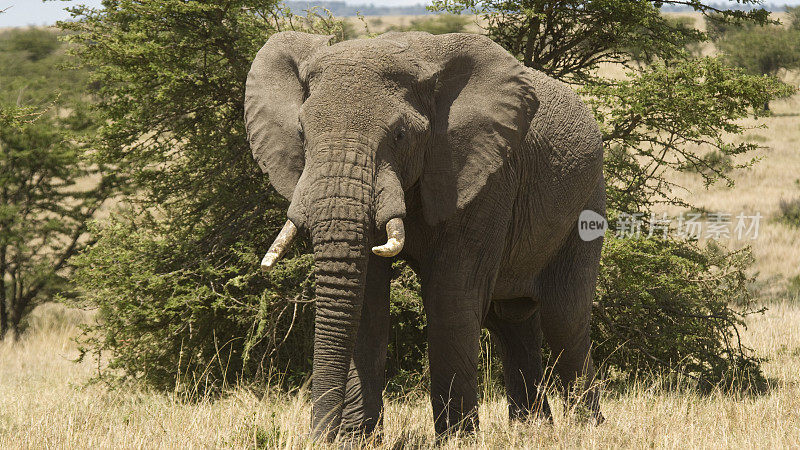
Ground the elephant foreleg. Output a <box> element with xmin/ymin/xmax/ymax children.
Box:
<box><xmin>418</xmin><ymin>185</ymin><xmax>514</xmax><ymax>437</ymax></box>
<box><xmin>424</xmin><ymin>293</ymin><xmax>482</xmax><ymax>438</ymax></box>
<box><xmin>422</xmin><ymin>261</ymin><xmax>497</xmax><ymax>437</ymax></box>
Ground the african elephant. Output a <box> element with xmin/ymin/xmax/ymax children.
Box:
<box><xmin>244</xmin><ymin>31</ymin><xmax>605</xmax><ymax>440</ymax></box>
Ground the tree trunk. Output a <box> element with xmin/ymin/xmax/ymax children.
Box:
<box><xmin>9</xmin><ymin>306</ymin><xmax>21</xmax><ymax>341</ymax></box>
<box><xmin>0</xmin><ymin>290</ymin><xmax>7</xmax><ymax>341</ymax></box>
<box><xmin>0</xmin><ymin>246</ymin><xmax>6</xmax><ymax>340</ymax></box>
<box><xmin>7</xmin><ymin>274</ymin><xmax>26</xmax><ymax>342</ymax></box>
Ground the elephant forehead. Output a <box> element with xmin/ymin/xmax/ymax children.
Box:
<box><xmin>302</xmin><ymin>66</ymin><xmax>411</xmax><ymax>115</ymax></box>
<box><xmin>303</xmin><ymin>40</ymin><xmax>425</xmax><ymax>81</ymax></box>
<box><xmin>301</xmin><ymin>90</ymin><xmax>402</xmax><ymax>132</ymax></box>
<box><xmin>314</xmin><ymin>37</ymin><xmax>409</xmax><ymax>59</ymax></box>
<box><xmin>305</xmin><ymin>62</ymin><xmax>427</xmax><ymax>108</ymax></box>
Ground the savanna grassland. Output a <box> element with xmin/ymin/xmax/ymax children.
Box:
<box><xmin>1</xmin><ymin>300</ymin><xmax>799</xmax><ymax>448</ymax></box>
<box><xmin>3</xmin><ymin>12</ymin><xmax>800</xmax><ymax>449</ymax></box>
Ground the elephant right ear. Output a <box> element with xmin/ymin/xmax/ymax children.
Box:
<box><xmin>378</xmin><ymin>33</ymin><xmax>539</xmax><ymax>226</ymax></box>
<box><xmin>244</xmin><ymin>32</ymin><xmax>333</xmax><ymax>200</ymax></box>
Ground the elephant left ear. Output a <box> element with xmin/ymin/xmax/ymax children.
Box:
<box><xmin>386</xmin><ymin>33</ymin><xmax>539</xmax><ymax>225</ymax></box>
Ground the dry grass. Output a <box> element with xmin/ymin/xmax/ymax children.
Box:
<box><xmin>1</xmin><ymin>301</ymin><xmax>799</xmax><ymax>448</ymax></box>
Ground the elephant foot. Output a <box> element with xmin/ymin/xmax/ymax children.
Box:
<box><xmin>337</xmin><ymin>430</ymin><xmax>382</xmax><ymax>449</ymax></box>
<box><xmin>509</xmin><ymin>398</ymin><xmax>553</xmax><ymax>424</ymax></box>
<box><xmin>338</xmin><ymin>418</ymin><xmax>382</xmax><ymax>445</ymax></box>
<box><xmin>433</xmin><ymin>410</ymin><xmax>479</xmax><ymax>444</ymax></box>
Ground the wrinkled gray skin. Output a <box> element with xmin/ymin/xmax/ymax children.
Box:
<box><xmin>245</xmin><ymin>31</ymin><xmax>605</xmax><ymax>440</ymax></box>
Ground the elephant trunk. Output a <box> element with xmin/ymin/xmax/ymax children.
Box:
<box><xmin>309</xmin><ymin>218</ymin><xmax>368</xmax><ymax>440</ymax></box>
<box><xmin>268</xmin><ymin>134</ymin><xmax>405</xmax><ymax>440</ymax></box>
<box><xmin>302</xmin><ymin>138</ymin><xmax>375</xmax><ymax>440</ymax></box>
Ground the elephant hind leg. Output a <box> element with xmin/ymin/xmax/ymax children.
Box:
<box><xmin>538</xmin><ymin>221</ymin><xmax>604</xmax><ymax>424</ymax></box>
<box><xmin>485</xmin><ymin>303</ymin><xmax>552</xmax><ymax>422</ymax></box>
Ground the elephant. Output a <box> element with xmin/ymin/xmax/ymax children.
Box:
<box><xmin>244</xmin><ymin>30</ymin><xmax>606</xmax><ymax>441</ymax></box>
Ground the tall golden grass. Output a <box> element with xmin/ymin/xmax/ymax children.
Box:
<box><xmin>1</xmin><ymin>300</ymin><xmax>798</xmax><ymax>448</ymax></box>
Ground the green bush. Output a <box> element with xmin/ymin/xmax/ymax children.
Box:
<box><xmin>709</xmin><ymin>19</ymin><xmax>800</xmax><ymax>110</ymax></box>
<box><xmin>2</xmin><ymin>28</ymin><xmax>60</xmax><ymax>61</ymax></box>
<box><xmin>777</xmin><ymin>197</ymin><xmax>800</xmax><ymax>227</ymax></box>
<box><xmin>386</xmin><ymin>262</ymin><xmax>428</xmax><ymax>394</ymax></box>
<box><xmin>72</xmin><ymin>214</ymin><xmax>317</xmax><ymax>391</ymax></box>
<box><xmin>787</xmin><ymin>275</ymin><xmax>800</xmax><ymax>300</ymax></box>
<box><xmin>0</xmin><ymin>28</ymin><xmax>90</xmax><ymax>108</ymax></box>
<box><xmin>593</xmin><ymin>237</ymin><xmax>765</xmax><ymax>390</ymax></box>
<box><xmin>716</xmin><ymin>25</ymin><xmax>800</xmax><ymax>78</ymax></box>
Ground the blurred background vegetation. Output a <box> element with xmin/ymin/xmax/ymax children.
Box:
<box><xmin>0</xmin><ymin>26</ymin><xmax>108</xmax><ymax>340</ymax></box>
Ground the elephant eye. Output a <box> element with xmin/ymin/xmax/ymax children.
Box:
<box><xmin>298</xmin><ymin>125</ymin><xmax>304</xmax><ymax>140</ymax></box>
<box><xmin>394</xmin><ymin>127</ymin><xmax>406</xmax><ymax>142</ymax></box>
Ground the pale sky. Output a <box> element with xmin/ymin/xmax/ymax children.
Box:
<box><xmin>0</xmin><ymin>0</ymin><xmax>431</xmax><ymax>27</ymax></box>
<box><xmin>1</xmin><ymin>0</ymin><xmax>797</xmax><ymax>28</ymax></box>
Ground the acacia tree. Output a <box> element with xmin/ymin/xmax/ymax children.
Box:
<box><xmin>0</xmin><ymin>105</ymin><xmax>106</xmax><ymax>340</ymax></box>
<box><xmin>0</xmin><ymin>104</ymin><xmax>25</xmax><ymax>338</ymax></box>
<box><xmin>62</xmin><ymin>1</ymin><xmax>351</xmax><ymax>392</ymax></box>
<box><xmin>712</xmin><ymin>23</ymin><xmax>800</xmax><ymax>110</ymax></box>
<box><xmin>0</xmin><ymin>27</ymin><xmax>109</xmax><ymax>340</ymax></box>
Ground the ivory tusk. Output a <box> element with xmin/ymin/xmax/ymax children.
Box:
<box><xmin>371</xmin><ymin>217</ymin><xmax>405</xmax><ymax>257</ymax></box>
<box><xmin>261</xmin><ymin>220</ymin><xmax>298</xmax><ymax>273</ymax></box>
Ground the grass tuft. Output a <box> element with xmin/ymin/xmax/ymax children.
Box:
<box><xmin>778</xmin><ymin>197</ymin><xmax>800</xmax><ymax>227</ymax></box>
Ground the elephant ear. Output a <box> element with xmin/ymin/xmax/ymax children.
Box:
<box><xmin>244</xmin><ymin>31</ymin><xmax>333</xmax><ymax>199</ymax></box>
<box><xmin>384</xmin><ymin>33</ymin><xmax>539</xmax><ymax>225</ymax></box>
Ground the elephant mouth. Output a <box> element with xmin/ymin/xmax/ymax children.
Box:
<box><xmin>260</xmin><ymin>217</ymin><xmax>405</xmax><ymax>273</ymax></box>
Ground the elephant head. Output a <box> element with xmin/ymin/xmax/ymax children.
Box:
<box><xmin>244</xmin><ymin>31</ymin><xmax>538</xmax><ymax>439</ymax></box>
